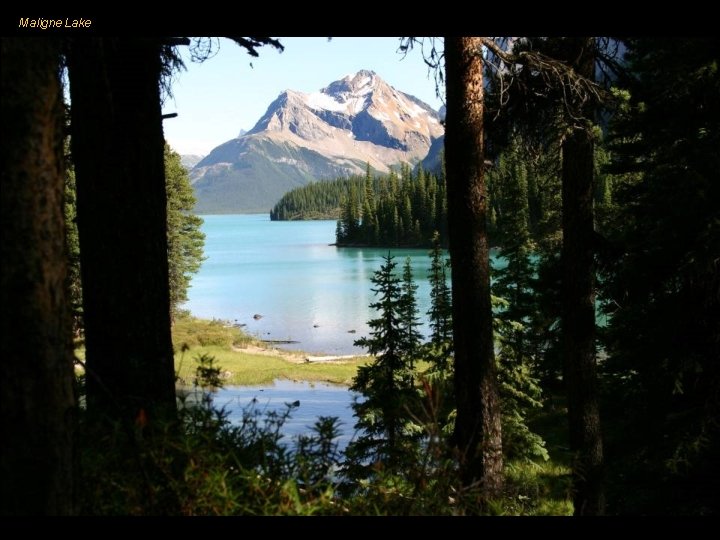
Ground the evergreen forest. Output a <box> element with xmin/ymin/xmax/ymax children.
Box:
<box><xmin>2</xmin><ymin>36</ymin><xmax>718</xmax><ymax>516</ymax></box>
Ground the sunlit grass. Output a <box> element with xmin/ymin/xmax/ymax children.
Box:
<box><xmin>175</xmin><ymin>345</ymin><xmax>369</xmax><ymax>386</ymax></box>
<box><xmin>501</xmin><ymin>393</ymin><xmax>575</xmax><ymax>515</ymax></box>
<box><xmin>500</xmin><ymin>459</ymin><xmax>573</xmax><ymax>515</ymax></box>
<box><xmin>172</xmin><ymin>314</ymin><xmax>370</xmax><ymax>386</ymax></box>
<box><xmin>172</xmin><ymin>315</ymin><xmax>254</xmax><ymax>349</ymax></box>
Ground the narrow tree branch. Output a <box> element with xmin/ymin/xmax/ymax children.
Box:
<box><xmin>224</xmin><ymin>36</ymin><xmax>284</xmax><ymax>57</ymax></box>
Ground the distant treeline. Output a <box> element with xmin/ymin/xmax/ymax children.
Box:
<box><xmin>271</xmin><ymin>163</ymin><xmax>449</xmax><ymax>248</ymax></box>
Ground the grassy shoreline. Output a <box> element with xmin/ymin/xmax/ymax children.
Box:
<box><xmin>170</xmin><ymin>316</ymin><xmax>573</xmax><ymax>515</ymax></box>
<box><xmin>175</xmin><ymin>345</ymin><xmax>369</xmax><ymax>387</ymax></box>
<box><xmin>172</xmin><ymin>315</ymin><xmax>369</xmax><ymax>386</ymax></box>
<box><xmin>73</xmin><ymin>314</ymin><xmax>573</xmax><ymax>514</ymax></box>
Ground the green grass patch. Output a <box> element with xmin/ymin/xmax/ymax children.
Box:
<box><xmin>482</xmin><ymin>392</ymin><xmax>574</xmax><ymax>515</ymax></box>
<box><xmin>175</xmin><ymin>345</ymin><xmax>369</xmax><ymax>386</ymax></box>
<box><xmin>172</xmin><ymin>314</ymin><xmax>370</xmax><ymax>387</ymax></box>
<box><xmin>500</xmin><ymin>393</ymin><xmax>574</xmax><ymax>515</ymax></box>
<box><xmin>497</xmin><ymin>459</ymin><xmax>573</xmax><ymax>515</ymax></box>
<box><xmin>172</xmin><ymin>314</ymin><xmax>254</xmax><ymax>350</ymax></box>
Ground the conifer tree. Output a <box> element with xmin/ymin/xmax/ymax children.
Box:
<box><xmin>1</xmin><ymin>36</ymin><xmax>75</xmax><ymax>516</ymax></box>
<box><xmin>445</xmin><ymin>35</ymin><xmax>503</xmax><ymax>493</ymax></box>
<box><xmin>345</xmin><ymin>255</ymin><xmax>418</xmax><ymax>478</ymax></box>
<box><xmin>165</xmin><ymin>145</ymin><xmax>205</xmax><ymax>319</ymax></box>
<box><xmin>489</xmin><ymin>134</ymin><xmax>547</xmax><ymax>461</ymax></box>
<box><xmin>426</xmin><ymin>231</ymin><xmax>453</xmax><ymax>372</ymax></box>
<box><xmin>601</xmin><ymin>37</ymin><xmax>720</xmax><ymax>514</ymax></box>
<box><xmin>399</xmin><ymin>257</ymin><xmax>422</xmax><ymax>368</ymax></box>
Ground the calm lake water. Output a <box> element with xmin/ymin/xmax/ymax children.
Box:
<box><xmin>213</xmin><ymin>380</ymin><xmax>359</xmax><ymax>452</ymax></box>
<box><xmin>184</xmin><ymin>215</ymin><xmax>605</xmax><ymax>442</ymax></box>
<box><xmin>184</xmin><ymin>214</ymin><xmax>449</xmax><ymax>443</ymax></box>
<box><xmin>183</xmin><ymin>214</ymin><xmax>446</xmax><ymax>355</ymax></box>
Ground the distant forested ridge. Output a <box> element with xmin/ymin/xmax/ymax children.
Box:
<box><xmin>271</xmin><ymin>163</ymin><xmax>449</xmax><ymax>248</ymax></box>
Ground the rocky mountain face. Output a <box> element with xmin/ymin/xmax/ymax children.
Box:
<box><xmin>190</xmin><ymin>70</ymin><xmax>444</xmax><ymax>213</ymax></box>
<box><xmin>420</xmin><ymin>105</ymin><xmax>446</xmax><ymax>173</ymax></box>
<box><xmin>180</xmin><ymin>154</ymin><xmax>204</xmax><ymax>171</ymax></box>
<box><xmin>419</xmin><ymin>135</ymin><xmax>444</xmax><ymax>173</ymax></box>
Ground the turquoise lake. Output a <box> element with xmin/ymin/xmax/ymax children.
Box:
<box><xmin>183</xmin><ymin>213</ymin><xmax>447</xmax><ymax>356</ymax></box>
<box><xmin>183</xmin><ymin>214</ymin><xmax>604</xmax><ymax>444</ymax></box>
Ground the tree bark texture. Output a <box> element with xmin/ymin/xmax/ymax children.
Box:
<box><xmin>68</xmin><ymin>38</ymin><xmax>176</xmax><ymax>421</ymax></box>
<box><xmin>560</xmin><ymin>37</ymin><xmax>605</xmax><ymax>516</ymax></box>
<box><xmin>444</xmin><ymin>36</ymin><xmax>504</xmax><ymax>494</ymax></box>
<box><xmin>0</xmin><ymin>37</ymin><xmax>75</xmax><ymax>515</ymax></box>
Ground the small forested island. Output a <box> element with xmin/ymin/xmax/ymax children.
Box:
<box><xmin>272</xmin><ymin>163</ymin><xmax>449</xmax><ymax>247</ymax></box>
<box><xmin>270</xmin><ymin>177</ymin><xmax>356</xmax><ymax>221</ymax></box>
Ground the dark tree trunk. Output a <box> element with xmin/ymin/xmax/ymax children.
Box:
<box><xmin>68</xmin><ymin>38</ymin><xmax>176</xmax><ymax>422</ymax></box>
<box><xmin>444</xmin><ymin>36</ymin><xmax>503</xmax><ymax>494</ymax></box>
<box><xmin>560</xmin><ymin>37</ymin><xmax>605</xmax><ymax>516</ymax></box>
<box><xmin>0</xmin><ymin>37</ymin><xmax>75</xmax><ymax>515</ymax></box>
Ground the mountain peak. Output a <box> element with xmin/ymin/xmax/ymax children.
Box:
<box><xmin>320</xmin><ymin>70</ymin><xmax>381</xmax><ymax>100</ymax></box>
<box><xmin>342</xmin><ymin>69</ymin><xmax>377</xmax><ymax>89</ymax></box>
<box><xmin>349</xmin><ymin>68</ymin><xmax>376</xmax><ymax>78</ymax></box>
<box><xmin>192</xmin><ymin>70</ymin><xmax>444</xmax><ymax>213</ymax></box>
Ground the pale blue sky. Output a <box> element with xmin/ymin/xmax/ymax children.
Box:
<box><xmin>162</xmin><ymin>37</ymin><xmax>445</xmax><ymax>156</ymax></box>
